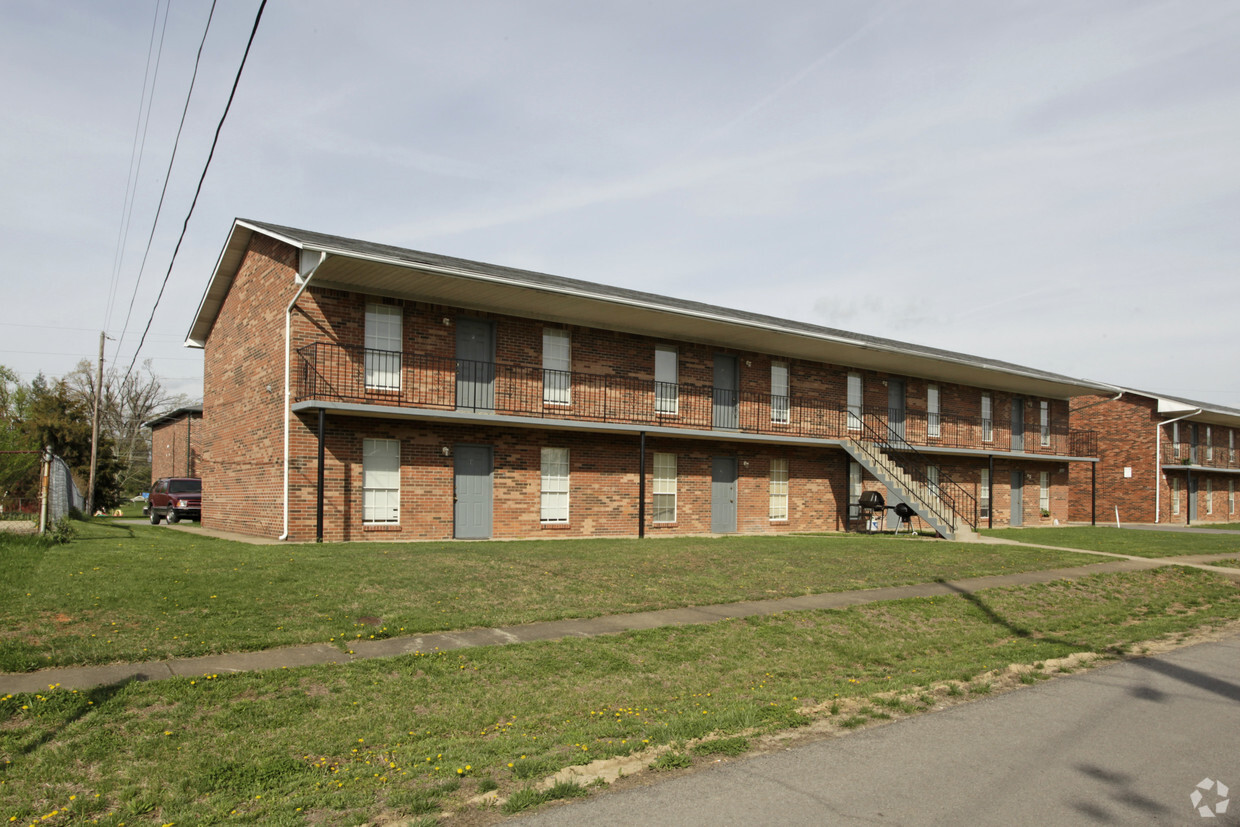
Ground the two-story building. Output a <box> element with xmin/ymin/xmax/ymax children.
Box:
<box><xmin>1068</xmin><ymin>389</ymin><xmax>1240</xmax><ymax>525</ymax></box>
<box><xmin>186</xmin><ymin>219</ymin><xmax>1108</xmax><ymax>543</ymax></box>
<box><xmin>144</xmin><ymin>404</ymin><xmax>203</xmax><ymax>482</ymax></box>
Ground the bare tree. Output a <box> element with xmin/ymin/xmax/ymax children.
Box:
<box><xmin>65</xmin><ymin>360</ymin><xmax>193</xmax><ymax>496</ymax></box>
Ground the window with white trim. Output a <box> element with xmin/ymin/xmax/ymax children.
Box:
<box><xmin>847</xmin><ymin>373</ymin><xmax>862</xmax><ymax>431</ymax></box>
<box><xmin>1206</xmin><ymin>426</ymin><xmax>1213</xmax><ymax>462</ymax></box>
<box><xmin>365</xmin><ymin>304</ymin><xmax>402</xmax><ymax>390</ymax></box>
<box><xmin>1040</xmin><ymin>401</ymin><xmax>1050</xmax><ymax>447</ymax></box>
<box><xmin>849</xmin><ymin>461</ymin><xmax>862</xmax><ymax>520</ymax></box>
<box><xmin>1039</xmin><ymin>471</ymin><xmax>1050</xmax><ymax>512</ymax></box>
<box><xmin>769</xmin><ymin>457</ymin><xmax>789</xmax><ymax>521</ymax></box>
<box><xmin>655</xmin><ymin>346</ymin><xmax>678</xmax><ymax>414</ymax></box>
<box><xmin>981</xmin><ymin>393</ymin><xmax>993</xmax><ymax>442</ymax></box>
<box><xmin>1172</xmin><ymin>422</ymin><xmax>1181</xmax><ymax>460</ymax></box>
<box><xmin>1172</xmin><ymin>477</ymin><xmax>1181</xmax><ymax>515</ymax></box>
<box><xmin>653</xmin><ymin>453</ymin><xmax>677</xmax><ymax>523</ymax></box>
<box><xmin>927</xmin><ymin>464</ymin><xmax>940</xmax><ymax>500</ymax></box>
<box><xmin>927</xmin><ymin>384</ymin><xmax>940</xmax><ymax>438</ymax></box>
<box><xmin>362</xmin><ymin>438</ymin><xmax>400</xmax><ymax>524</ymax></box>
<box><xmin>542</xmin><ymin>329</ymin><xmax>572</xmax><ymax>405</ymax></box>
<box><xmin>540</xmin><ymin>447</ymin><xmax>569</xmax><ymax>523</ymax></box>
<box><xmin>980</xmin><ymin>468</ymin><xmax>990</xmax><ymax>520</ymax></box>
<box><xmin>770</xmin><ymin>362</ymin><xmax>790</xmax><ymax>424</ymax></box>
<box><xmin>1230</xmin><ymin>480</ymin><xmax>1235</xmax><ymax>515</ymax></box>
<box><xmin>1205</xmin><ymin>478</ymin><xmax>1213</xmax><ymax>515</ymax></box>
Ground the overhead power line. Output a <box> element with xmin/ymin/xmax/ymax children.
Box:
<box><xmin>121</xmin><ymin>0</ymin><xmax>268</xmax><ymax>387</ymax></box>
<box><xmin>114</xmin><ymin>0</ymin><xmax>220</xmax><ymax>362</ymax></box>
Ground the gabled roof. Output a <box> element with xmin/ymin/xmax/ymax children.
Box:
<box><xmin>1114</xmin><ymin>387</ymin><xmax>1240</xmax><ymax>428</ymax></box>
<box><xmin>187</xmin><ymin>218</ymin><xmax>1116</xmax><ymax>399</ymax></box>
<box><xmin>143</xmin><ymin>404</ymin><xmax>203</xmax><ymax>430</ymax></box>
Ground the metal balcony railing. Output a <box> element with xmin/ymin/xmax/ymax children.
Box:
<box><xmin>1161</xmin><ymin>443</ymin><xmax>1240</xmax><ymax>470</ymax></box>
<box><xmin>296</xmin><ymin>342</ymin><xmax>1097</xmax><ymax>456</ymax></box>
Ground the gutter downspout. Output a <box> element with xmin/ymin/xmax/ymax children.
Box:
<box><xmin>1155</xmin><ymin>409</ymin><xmax>1201</xmax><ymax>523</ymax></box>
<box><xmin>280</xmin><ymin>250</ymin><xmax>327</xmax><ymax>541</ymax></box>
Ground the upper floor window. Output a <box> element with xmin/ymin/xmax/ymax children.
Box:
<box><xmin>542</xmin><ymin>329</ymin><xmax>571</xmax><ymax>405</ymax></box>
<box><xmin>1172</xmin><ymin>422</ymin><xmax>1181</xmax><ymax>459</ymax></box>
<box><xmin>1040</xmin><ymin>401</ymin><xmax>1050</xmax><ymax>447</ymax></box>
<box><xmin>365</xmin><ymin>304</ymin><xmax>402</xmax><ymax>390</ymax></box>
<box><xmin>655</xmin><ymin>346</ymin><xmax>678</xmax><ymax>415</ymax></box>
<box><xmin>847</xmin><ymin>373</ymin><xmax>862</xmax><ymax>431</ymax></box>
<box><xmin>981</xmin><ymin>393</ymin><xmax>993</xmax><ymax>442</ymax></box>
<box><xmin>1206</xmin><ymin>426</ymin><xmax>1213</xmax><ymax>461</ymax></box>
<box><xmin>927</xmin><ymin>384</ymin><xmax>940</xmax><ymax>438</ymax></box>
<box><xmin>771</xmin><ymin>362</ymin><xmax>790</xmax><ymax>424</ymax></box>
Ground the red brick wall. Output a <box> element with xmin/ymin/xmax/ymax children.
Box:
<box><xmin>149</xmin><ymin>414</ymin><xmax>202</xmax><ymax>482</ymax></box>
<box><xmin>200</xmin><ymin>235</ymin><xmax>299</xmax><ymax>537</ymax></box>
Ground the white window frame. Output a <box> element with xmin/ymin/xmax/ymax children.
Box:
<box><xmin>981</xmin><ymin>393</ymin><xmax>993</xmax><ymax>443</ymax></box>
<box><xmin>540</xmin><ymin>447</ymin><xmax>570</xmax><ymax>523</ymax></box>
<box><xmin>655</xmin><ymin>346</ymin><xmax>679</xmax><ymax>415</ymax></box>
<box><xmin>1230</xmin><ymin>480</ymin><xmax>1235</xmax><ymax>515</ymax></box>
<box><xmin>362</xmin><ymin>438</ymin><xmax>400</xmax><ymax>524</ymax></box>
<box><xmin>927</xmin><ymin>464</ymin><xmax>940</xmax><ymax>500</ymax></box>
<box><xmin>1039</xmin><ymin>471</ymin><xmax>1050</xmax><ymax>513</ymax></box>
<box><xmin>1172</xmin><ymin>422</ymin><xmax>1181</xmax><ymax>460</ymax></box>
<box><xmin>1040</xmin><ymin>401</ymin><xmax>1051</xmax><ymax>447</ymax></box>
<box><xmin>652</xmin><ymin>452</ymin><xmax>677</xmax><ymax>523</ymax></box>
<box><xmin>1206</xmin><ymin>426</ymin><xmax>1213</xmax><ymax>462</ymax></box>
<box><xmin>1172</xmin><ymin>476</ymin><xmax>1181</xmax><ymax>515</ymax></box>
<box><xmin>1205</xmin><ymin>478</ymin><xmax>1213</xmax><ymax>515</ymax></box>
<box><xmin>770</xmin><ymin>361</ymin><xmax>790</xmax><ymax>425</ymax></box>
<box><xmin>364</xmin><ymin>304</ymin><xmax>402</xmax><ymax>391</ymax></box>
<box><xmin>927</xmin><ymin>384</ymin><xmax>941</xmax><ymax>438</ymax></box>
<box><xmin>849</xmin><ymin>461</ymin><xmax>863</xmax><ymax>521</ymax></box>
<box><xmin>769</xmin><ymin>457</ymin><xmax>789</xmax><ymax>521</ymax></box>
<box><xmin>542</xmin><ymin>329</ymin><xmax>572</xmax><ymax>406</ymax></box>
<box><xmin>980</xmin><ymin>468</ymin><xmax>990</xmax><ymax>519</ymax></box>
<box><xmin>846</xmin><ymin>373</ymin><xmax>862</xmax><ymax>431</ymax></box>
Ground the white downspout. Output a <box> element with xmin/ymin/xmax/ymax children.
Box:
<box><xmin>1155</xmin><ymin>409</ymin><xmax>1201</xmax><ymax>523</ymax></box>
<box><xmin>280</xmin><ymin>250</ymin><xmax>327</xmax><ymax>540</ymax></box>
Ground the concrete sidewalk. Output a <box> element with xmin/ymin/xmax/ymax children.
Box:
<box><xmin>3</xmin><ymin>544</ymin><xmax>1238</xmax><ymax>696</ymax></box>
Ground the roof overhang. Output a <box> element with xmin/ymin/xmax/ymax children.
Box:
<box><xmin>188</xmin><ymin>220</ymin><xmax>1116</xmax><ymax>399</ymax></box>
<box><xmin>143</xmin><ymin>405</ymin><xmax>203</xmax><ymax>430</ymax></box>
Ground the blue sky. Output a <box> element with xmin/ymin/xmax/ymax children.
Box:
<box><xmin>2</xmin><ymin>0</ymin><xmax>1238</xmax><ymax>406</ymax></box>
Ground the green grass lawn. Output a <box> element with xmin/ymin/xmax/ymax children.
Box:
<box><xmin>0</xmin><ymin>522</ymin><xmax>1103</xmax><ymax>672</ymax></box>
<box><xmin>3</xmin><ymin>566</ymin><xmax>1237</xmax><ymax>826</ymax></box>
<box><xmin>982</xmin><ymin>526</ymin><xmax>1240</xmax><ymax>557</ymax></box>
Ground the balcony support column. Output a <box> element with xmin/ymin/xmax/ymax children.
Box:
<box><xmin>316</xmin><ymin>407</ymin><xmax>326</xmax><ymax>543</ymax></box>
<box><xmin>638</xmin><ymin>431</ymin><xmax>646</xmax><ymax>539</ymax></box>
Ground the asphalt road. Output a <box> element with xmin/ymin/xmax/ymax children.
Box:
<box><xmin>517</xmin><ymin>634</ymin><xmax>1240</xmax><ymax>826</ymax></box>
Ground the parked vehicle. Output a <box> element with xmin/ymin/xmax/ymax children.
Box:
<box><xmin>148</xmin><ymin>477</ymin><xmax>202</xmax><ymax>524</ymax></box>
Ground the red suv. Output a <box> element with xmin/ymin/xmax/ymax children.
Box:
<box><xmin>148</xmin><ymin>477</ymin><xmax>202</xmax><ymax>524</ymax></box>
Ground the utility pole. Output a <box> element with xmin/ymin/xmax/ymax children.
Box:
<box><xmin>86</xmin><ymin>331</ymin><xmax>105</xmax><ymax>516</ymax></box>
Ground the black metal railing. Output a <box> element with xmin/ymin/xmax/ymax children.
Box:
<box><xmin>852</xmin><ymin>410</ymin><xmax>979</xmax><ymax>533</ymax></box>
<box><xmin>296</xmin><ymin>342</ymin><xmax>1096</xmax><ymax>460</ymax></box>
<box><xmin>1161</xmin><ymin>442</ymin><xmax>1240</xmax><ymax>470</ymax></box>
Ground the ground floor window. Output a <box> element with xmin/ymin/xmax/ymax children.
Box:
<box><xmin>769</xmin><ymin>457</ymin><xmax>788</xmax><ymax>521</ymax></box>
<box><xmin>926</xmin><ymin>464</ymin><xmax>939</xmax><ymax>500</ymax></box>
<box><xmin>848</xmin><ymin>462</ymin><xmax>862</xmax><ymax>521</ymax></box>
<box><xmin>653</xmin><ymin>452</ymin><xmax>676</xmax><ymax>523</ymax></box>
<box><xmin>540</xmin><ymin>447</ymin><xmax>569</xmax><ymax>523</ymax></box>
<box><xmin>980</xmin><ymin>468</ymin><xmax>990</xmax><ymax>520</ymax></box>
<box><xmin>1230</xmin><ymin>480</ymin><xmax>1235</xmax><ymax>515</ymax></box>
<box><xmin>1172</xmin><ymin>477</ymin><xmax>1181</xmax><ymax>516</ymax></box>
<box><xmin>1039</xmin><ymin>471</ymin><xmax>1050</xmax><ymax>514</ymax></box>
<box><xmin>363</xmin><ymin>438</ymin><xmax>400</xmax><ymax>524</ymax></box>
<box><xmin>1206</xmin><ymin>478</ymin><xmax>1213</xmax><ymax>515</ymax></box>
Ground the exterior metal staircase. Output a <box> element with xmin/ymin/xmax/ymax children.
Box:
<box><xmin>843</xmin><ymin>413</ymin><xmax>979</xmax><ymax>542</ymax></box>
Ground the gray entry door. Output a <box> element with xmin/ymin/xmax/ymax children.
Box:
<box><xmin>1010</xmin><ymin>470</ymin><xmax>1024</xmax><ymax>527</ymax></box>
<box><xmin>712</xmin><ymin>355</ymin><xmax>739</xmax><ymax>429</ymax></box>
<box><xmin>711</xmin><ymin>457</ymin><xmax>738</xmax><ymax>533</ymax></box>
<box><xmin>888</xmin><ymin>379</ymin><xmax>906</xmax><ymax>442</ymax></box>
<box><xmin>454</xmin><ymin>445</ymin><xmax>493</xmax><ymax>539</ymax></box>
<box><xmin>456</xmin><ymin>319</ymin><xmax>495</xmax><ymax>411</ymax></box>
<box><xmin>1011</xmin><ymin>397</ymin><xmax>1025</xmax><ymax>452</ymax></box>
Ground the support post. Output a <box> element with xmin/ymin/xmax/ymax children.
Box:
<box><xmin>638</xmin><ymin>431</ymin><xmax>646</xmax><ymax>538</ymax></box>
<box><xmin>316</xmin><ymin>407</ymin><xmax>326</xmax><ymax>543</ymax></box>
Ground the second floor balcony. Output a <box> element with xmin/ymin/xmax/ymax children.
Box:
<box><xmin>296</xmin><ymin>342</ymin><xmax>1097</xmax><ymax>457</ymax></box>
<box><xmin>1162</xmin><ymin>442</ymin><xmax>1240</xmax><ymax>471</ymax></box>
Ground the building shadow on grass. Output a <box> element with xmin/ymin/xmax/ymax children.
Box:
<box><xmin>16</xmin><ymin>678</ymin><xmax>134</xmax><ymax>758</ymax></box>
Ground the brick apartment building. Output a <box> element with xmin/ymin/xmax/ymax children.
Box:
<box><xmin>1069</xmin><ymin>390</ymin><xmax>1240</xmax><ymax>525</ymax></box>
<box><xmin>144</xmin><ymin>404</ymin><xmax>203</xmax><ymax>482</ymax></box>
<box><xmin>185</xmin><ymin>219</ymin><xmax>1110</xmax><ymax>543</ymax></box>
